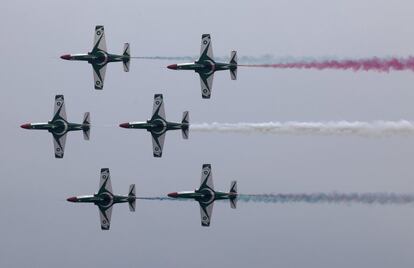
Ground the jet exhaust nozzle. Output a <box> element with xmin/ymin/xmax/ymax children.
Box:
<box><xmin>167</xmin><ymin>64</ymin><xmax>178</xmax><ymax>70</ymax></box>
<box><xmin>168</xmin><ymin>192</ymin><xmax>179</xmax><ymax>198</ymax></box>
<box><xmin>20</xmin><ymin>123</ymin><xmax>31</xmax><ymax>129</ymax></box>
<box><xmin>66</xmin><ymin>196</ymin><xmax>78</xmax><ymax>202</ymax></box>
<box><xmin>119</xmin><ymin>123</ymin><xmax>130</xmax><ymax>128</ymax></box>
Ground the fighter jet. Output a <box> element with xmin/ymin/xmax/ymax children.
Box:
<box><xmin>67</xmin><ymin>168</ymin><xmax>136</xmax><ymax>230</ymax></box>
<box><xmin>167</xmin><ymin>34</ymin><xmax>238</xmax><ymax>99</ymax></box>
<box><xmin>168</xmin><ymin>164</ymin><xmax>238</xmax><ymax>227</ymax></box>
<box><xmin>119</xmin><ymin>94</ymin><xmax>189</xmax><ymax>158</ymax></box>
<box><xmin>60</xmin><ymin>25</ymin><xmax>131</xmax><ymax>90</ymax></box>
<box><xmin>20</xmin><ymin>95</ymin><xmax>90</xmax><ymax>158</ymax></box>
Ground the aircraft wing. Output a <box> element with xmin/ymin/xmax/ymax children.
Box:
<box><xmin>52</xmin><ymin>133</ymin><xmax>66</xmax><ymax>159</ymax></box>
<box><xmin>199</xmin><ymin>34</ymin><xmax>214</xmax><ymax>62</ymax></box>
<box><xmin>98</xmin><ymin>168</ymin><xmax>113</xmax><ymax>195</ymax></box>
<box><xmin>98</xmin><ymin>205</ymin><xmax>112</xmax><ymax>230</ymax></box>
<box><xmin>92</xmin><ymin>63</ymin><xmax>107</xmax><ymax>90</ymax></box>
<box><xmin>200</xmin><ymin>164</ymin><xmax>214</xmax><ymax>191</ymax></box>
<box><xmin>151</xmin><ymin>132</ymin><xmax>166</xmax><ymax>158</ymax></box>
<box><xmin>92</xmin><ymin>25</ymin><xmax>107</xmax><ymax>53</ymax></box>
<box><xmin>151</xmin><ymin>94</ymin><xmax>166</xmax><ymax>121</ymax></box>
<box><xmin>52</xmin><ymin>95</ymin><xmax>66</xmax><ymax>121</ymax></box>
<box><xmin>198</xmin><ymin>71</ymin><xmax>214</xmax><ymax>99</ymax></box>
<box><xmin>199</xmin><ymin>201</ymin><xmax>214</xmax><ymax>227</ymax></box>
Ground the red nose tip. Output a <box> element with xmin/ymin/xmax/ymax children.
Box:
<box><xmin>119</xmin><ymin>123</ymin><xmax>130</xmax><ymax>128</ymax></box>
<box><xmin>66</xmin><ymin>196</ymin><xmax>78</xmax><ymax>202</ymax></box>
<box><xmin>167</xmin><ymin>64</ymin><xmax>178</xmax><ymax>70</ymax></box>
<box><xmin>20</xmin><ymin>123</ymin><xmax>31</xmax><ymax>129</ymax></box>
<box><xmin>168</xmin><ymin>192</ymin><xmax>178</xmax><ymax>198</ymax></box>
<box><xmin>60</xmin><ymin>54</ymin><xmax>72</xmax><ymax>60</ymax></box>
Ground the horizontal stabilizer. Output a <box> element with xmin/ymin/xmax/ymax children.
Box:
<box><xmin>123</xmin><ymin>43</ymin><xmax>130</xmax><ymax>72</ymax></box>
<box><xmin>230</xmin><ymin>198</ymin><xmax>237</xmax><ymax>209</ymax></box>
<box><xmin>230</xmin><ymin>180</ymin><xmax>237</xmax><ymax>194</ymax></box>
<box><xmin>128</xmin><ymin>184</ymin><xmax>136</xmax><ymax>212</ymax></box>
<box><xmin>82</xmin><ymin>112</ymin><xmax>91</xmax><ymax>140</ymax></box>
<box><xmin>229</xmin><ymin>51</ymin><xmax>237</xmax><ymax>80</ymax></box>
<box><xmin>181</xmin><ymin>111</ymin><xmax>190</xmax><ymax>139</ymax></box>
<box><xmin>230</xmin><ymin>180</ymin><xmax>237</xmax><ymax>209</ymax></box>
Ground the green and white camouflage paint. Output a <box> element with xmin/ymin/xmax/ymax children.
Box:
<box><xmin>168</xmin><ymin>164</ymin><xmax>238</xmax><ymax>227</ymax></box>
<box><xmin>167</xmin><ymin>34</ymin><xmax>237</xmax><ymax>99</ymax></box>
<box><xmin>119</xmin><ymin>94</ymin><xmax>189</xmax><ymax>158</ymax></box>
<box><xmin>60</xmin><ymin>25</ymin><xmax>131</xmax><ymax>90</ymax></box>
<box><xmin>67</xmin><ymin>168</ymin><xmax>136</xmax><ymax>230</ymax></box>
<box><xmin>20</xmin><ymin>95</ymin><xmax>90</xmax><ymax>158</ymax></box>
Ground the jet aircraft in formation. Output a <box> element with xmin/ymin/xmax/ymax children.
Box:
<box><xmin>20</xmin><ymin>95</ymin><xmax>90</xmax><ymax>158</ymax></box>
<box><xmin>119</xmin><ymin>94</ymin><xmax>189</xmax><ymax>157</ymax></box>
<box><xmin>60</xmin><ymin>25</ymin><xmax>131</xmax><ymax>90</ymax></box>
<box><xmin>167</xmin><ymin>34</ymin><xmax>238</xmax><ymax>99</ymax></box>
<box><xmin>67</xmin><ymin>168</ymin><xmax>136</xmax><ymax>230</ymax></box>
<box><xmin>22</xmin><ymin>27</ymin><xmax>241</xmax><ymax>229</ymax></box>
<box><xmin>168</xmin><ymin>164</ymin><xmax>238</xmax><ymax>227</ymax></box>
<box><xmin>66</xmin><ymin>165</ymin><xmax>238</xmax><ymax>230</ymax></box>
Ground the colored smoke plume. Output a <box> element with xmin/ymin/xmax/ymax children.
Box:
<box><xmin>239</xmin><ymin>57</ymin><xmax>414</xmax><ymax>72</ymax></box>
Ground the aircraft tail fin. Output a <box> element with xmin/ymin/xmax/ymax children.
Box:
<box><xmin>128</xmin><ymin>184</ymin><xmax>136</xmax><ymax>212</ymax></box>
<box><xmin>123</xmin><ymin>43</ymin><xmax>131</xmax><ymax>72</ymax></box>
<box><xmin>181</xmin><ymin>111</ymin><xmax>190</xmax><ymax>139</ymax></box>
<box><xmin>82</xmin><ymin>112</ymin><xmax>91</xmax><ymax>140</ymax></box>
<box><xmin>229</xmin><ymin>51</ymin><xmax>238</xmax><ymax>80</ymax></box>
<box><xmin>229</xmin><ymin>180</ymin><xmax>237</xmax><ymax>209</ymax></box>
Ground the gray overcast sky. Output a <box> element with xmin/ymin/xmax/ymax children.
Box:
<box><xmin>1</xmin><ymin>1</ymin><xmax>414</xmax><ymax>267</ymax></box>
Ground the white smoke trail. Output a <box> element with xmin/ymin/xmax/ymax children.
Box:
<box><xmin>191</xmin><ymin>121</ymin><xmax>414</xmax><ymax>137</ymax></box>
<box><xmin>136</xmin><ymin>193</ymin><xmax>414</xmax><ymax>205</ymax></box>
<box><xmin>238</xmin><ymin>193</ymin><xmax>414</xmax><ymax>205</ymax></box>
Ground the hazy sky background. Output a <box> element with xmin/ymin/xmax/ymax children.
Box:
<box><xmin>1</xmin><ymin>1</ymin><xmax>414</xmax><ymax>267</ymax></box>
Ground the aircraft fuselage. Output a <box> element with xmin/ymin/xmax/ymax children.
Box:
<box><xmin>120</xmin><ymin>119</ymin><xmax>187</xmax><ymax>135</ymax></box>
<box><xmin>168</xmin><ymin>189</ymin><xmax>237</xmax><ymax>202</ymax></box>
<box><xmin>20</xmin><ymin>121</ymin><xmax>88</xmax><ymax>136</ymax></box>
<box><xmin>168</xmin><ymin>61</ymin><xmax>236</xmax><ymax>72</ymax></box>
<box><xmin>61</xmin><ymin>51</ymin><xmax>127</xmax><ymax>65</ymax></box>
<box><xmin>67</xmin><ymin>193</ymin><xmax>134</xmax><ymax>205</ymax></box>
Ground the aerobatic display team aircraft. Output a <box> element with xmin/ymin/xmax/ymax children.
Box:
<box><xmin>167</xmin><ymin>34</ymin><xmax>238</xmax><ymax>99</ymax></box>
<box><xmin>168</xmin><ymin>164</ymin><xmax>238</xmax><ymax>226</ymax></box>
<box><xmin>60</xmin><ymin>25</ymin><xmax>131</xmax><ymax>90</ymax></box>
<box><xmin>20</xmin><ymin>95</ymin><xmax>90</xmax><ymax>158</ymax></box>
<box><xmin>67</xmin><ymin>168</ymin><xmax>136</xmax><ymax>230</ymax></box>
<box><xmin>119</xmin><ymin>94</ymin><xmax>189</xmax><ymax>157</ymax></box>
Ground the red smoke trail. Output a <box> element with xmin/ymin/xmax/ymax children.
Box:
<box><xmin>239</xmin><ymin>57</ymin><xmax>414</xmax><ymax>72</ymax></box>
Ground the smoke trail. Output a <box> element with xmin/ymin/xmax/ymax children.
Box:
<box><xmin>136</xmin><ymin>197</ymin><xmax>174</xmax><ymax>201</ymax></box>
<box><xmin>132</xmin><ymin>56</ymin><xmax>197</xmax><ymax>61</ymax></box>
<box><xmin>239</xmin><ymin>56</ymin><xmax>414</xmax><ymax>72</ymax></box>
<box><xmin>131</xmin><ymin>54</ymin><xmax>414</xmax><ymax>72</ymax></box>
<box><xmin>136</xmin><ymin>197</ymin><xmax>191</xmax><ymax>202</ymax></box>
<box><xmin>136</xmin><ymin>193</ymin><xmax>414</xmax><ymax>205</ymax></box>
<box><xmin>132</xmin><ymin>55</ymin><xmax>290</xmax><ymax>63</ymax></box>
<box><xmin>191</xmin><ymin>121</ymin><xmax>414</xmax><ymax>137</ymax></box>
<box><xmin>238</xmin><ymin>193</ymin><xmax>414</xmax><ymax>205</ymax></box>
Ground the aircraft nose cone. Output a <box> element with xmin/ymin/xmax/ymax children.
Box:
<box><xmin>60</xmin><ymin>54</ymin><xmax>72</xmax><ymax>60</ymax></box>
<box><xmin>66</xmin><ymin>196</ymin><xmax>78</xmax><ymax>202</ymax></box>
<box><xmin>168</xmin><ymin>192</ymin><xmax>178</xmax><ymax>198</ymax></box>
<box><xmin>119</xmin><ymin>123</ymin><xmax>130</xmax><ymax>128</ymax></box>
<box><xmin>20</xmin><ymin>123</ymin><xmax>31</xmax><ymax>129</ymax></box>
<box><xmin>167</xmin><ymin>64</ymin><xmax>178</xmax><ymax>70</ymax></box>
